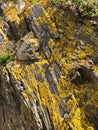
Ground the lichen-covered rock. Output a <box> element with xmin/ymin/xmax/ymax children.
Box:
<box><xmin>1</xmin><ymin>0</ymin><xmax>30</xmax><ymax>41</ymax></box>
<box><xmin>0</xmin><ymin>19</ymin><xmax>9</xmax><ymax>55</ymax></box>
<box><xmin>15</xmin><ymin>32</ymin><xmax>40</xmax><ymax>61</ymax></box>
<box><xmin>0</xmin><ymin>0</ymin><xmax>98</xmax><ymax>130</ymax></box>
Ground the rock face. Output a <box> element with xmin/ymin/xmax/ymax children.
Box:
<box><xmin>0</xmin><ymin>0</ymin><xmax>98</xmax><ymax>130</ymax></box>
<box><xmin>15</xmin><ymin>32</ymin><xmax>40</xmax><ymax>61</ymax></box>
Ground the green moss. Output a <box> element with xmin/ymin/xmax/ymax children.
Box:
<box><xmin>11</xmin><ymin>0</ymin><xmax>98</xmax><ymax>17</ymax></box>
<box><xmin>52</xmin><ymin>0</ymin><xmax>98</xmax><ymax>17</ymax></box>
<box><xmin>0</xmin><ymin>53</ymin><xmax>13</xmax><ymax>66</ymax></box>
<box><xmin>31</xmin><ymin>0</ymin><xmax>39</xmax><ymax>3</ymax></box>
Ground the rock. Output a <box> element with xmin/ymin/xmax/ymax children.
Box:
<box><xmin>16</xmin><ymin>32</ymin><xmax>40</xmax><ymax>61</ymax></box>
<box><xmin>25</xmin><ymin>5</ymin><xmax>52</xmax><ymax>59</ymax></box>
<box><xmin>0</xmin><ymin>2</ymin><xmax>3</xmax><ymax>16</ymax></box>
<box><xmin>15</xmin><ymin>1</ymin><xmax>25</xmax><ymax>11</ymax></box>
<box><xmin>92</xmin><ymin>53</ymin><xmax>98</xmax><ymax>65</ymax></box>
<box><xmin>70</xmin><ymin>65</ymin><xmax>98</xmax><ymax>85</ymax></box>
<box><xmin>0</xmin><ymin>1</ymin><xmax>98</xmax><ymax>130</ymax></box>
<box><xmin>2</xmin><ymin>1</ymin><xmax>29</xmax><ymax>41</ymax></box>
<box><xmin>0</xmin><ymin>34</ymin><xmax>4</xmax><ymax>43</ymax></box>
<box><xmin>6</xmin><ymin>41</ymin><xmax>16</xmax><ymax>54</ymax></box>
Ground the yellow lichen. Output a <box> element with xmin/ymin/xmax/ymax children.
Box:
<box><xmin>35</xmin><ymin>7</ymin><xmax>57</xmax><ymax>34</ymax></box>
<box><xmin>92</xmin><ymin>65</ymin><xmax>98</xmax><ymax>73</ymax></box>
<box><xmin>4</xmin><ymin>7</ymin><xmax>20</xmax><ymax>23</ymax></box>
<box><xmin>10</xmin><ymin>64</ymin><xmax>25</xmax><ymax>80</ymax></box>
<box><xmin>39</xmin><ymin>0</ymin><xmax>50</xmax><ymax>7</ymax></box>
<box><xmin>1</xmin><ymin>1</ymin><xmax>98</xmax><ymax>129</ymax></box>
<box><xmin>58</xmin><ymin>76</ymin><xmax>73</xmax><ymax>98</ymax></box>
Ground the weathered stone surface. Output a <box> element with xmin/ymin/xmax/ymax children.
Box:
<box><xmin>1</xmin><ymin>0</ymin><xmax>29</xmax><ymax>41</ymax></box>
<box><xmin>15</xmin><ymin>32</ymin><xmax>40</xmax><ymax>61</ymax></box>
<box><xmin>0</xmin><ymin>0</ymin><xmax>98</xmax><ymax>130</ymax></box>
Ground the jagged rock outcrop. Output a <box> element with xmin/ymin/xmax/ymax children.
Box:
<box><xmin>0</xmin><ymin>0</ymin><xmax>98</xmax><ymax>130</ymax></box>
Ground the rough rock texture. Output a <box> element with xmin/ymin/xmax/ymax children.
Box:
<box><xmin>0</xmin><ymin>0</ymin><xmax>98</xmax><ymax>130</ymax></box>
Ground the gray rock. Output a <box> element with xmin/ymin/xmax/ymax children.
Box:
<box><xmin>6</xmin><ymin>41</ymin><xmax>16</xmax><ymax>54</ymax></box>
<box><xmin>16</xmin><ymin>32</ymin><xmax>40</xmax><ymax>61</ymax></box>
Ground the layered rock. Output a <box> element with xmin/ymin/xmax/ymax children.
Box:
<box><xmin>0</xmin><ymin>0</ymin><xmax>98</xmax><ymax>130</ymax></box>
